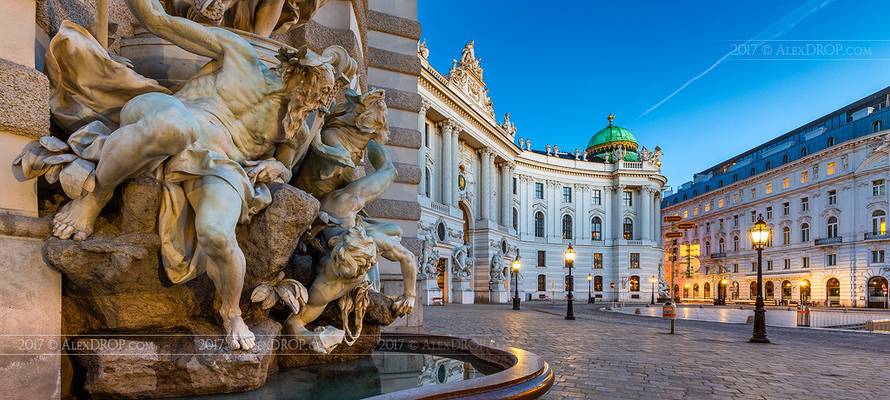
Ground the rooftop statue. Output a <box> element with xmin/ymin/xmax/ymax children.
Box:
<box><xmin>13</xmin><ymin>0</ymin><xmax>402</xmax><ymax>353</ymax></box>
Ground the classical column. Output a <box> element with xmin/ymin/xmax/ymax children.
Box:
<box><xmin>417</xmin><ymin>100</ymin><xmax>431</xmax><ymax>196</ymax></box>
<box><xmin>478</xmin><ymin>149</ymin><xmax>491</xmax><ymax>220</ymax></box>
<box><xmin>603</xmin><ymin>186</ymin><xmax>613</xmax><ymax>242</ymax></box>
<box><xmin>488</xmin><ymin>152</ymin><xmax>498</xmax><ymax>222</ymax></box>
<box><xmin>577</xmin><ymin>185</ymin><xmax>587</xmax><ymax>241</ymax></box>
<box><xmin>499</xmin><ymin>162</ymin><xmax>512</xmax><ymax>227</ymax></box>
<box><xmin>654</xmin><ymin>192</ymin><xmax>662</xmax><ymax>243</ymax></box>
<box><xmin>451</xmin><ymin>128</ymin><xmax>461</xmax><ymax>207</ymax></box>
<box><xmin>615</xmin><ymin>185</ymin><xmax>626</xmax><ymax>240</ymax></box>
<box><xmin>641</xmin><ymin>187</ymin><xmax>652</xmax><ymax>241</ymax></box>
<box><xmin>440</xmin><ymin>121</ymin><xmax>454</xmax><ymax>206</ymax></box>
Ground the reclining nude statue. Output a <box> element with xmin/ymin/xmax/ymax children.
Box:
<box><xmin>13</xmin><ymin>0</ymin><xmax>361</xmax><ymax>351</ymax></box>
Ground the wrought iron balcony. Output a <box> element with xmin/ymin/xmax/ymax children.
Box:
<box><xmin>814</xmin><ymin>236</ymin><xmax>843</xmax><ymax>246</ymax></box>
<box><xmin>865</xmin><ymin>232</ymin><xmax>890</xmax><ymax>241</ymax></box>
<box><xmin>710</xmin><ymin>252</ymin><xmax>727</xmax><ymax>259</ymax></box>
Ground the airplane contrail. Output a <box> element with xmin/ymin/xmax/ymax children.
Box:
<box><xmin>640</xmin><ymin>0</ymin><xmax>836</xmax><ymax>117</ymax></box>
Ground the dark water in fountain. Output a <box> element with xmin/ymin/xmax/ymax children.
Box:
<box><xmin>178</xmin><ymin>351</ymin><xmax>495</xmax><ymax>400</ymax></box>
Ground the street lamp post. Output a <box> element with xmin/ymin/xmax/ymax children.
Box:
<box><xmin>564</xmin><ymin>243</ymin><xmax>576</xmax><ymax>320</ymax></box>
<box><xmin>512</xmin><ymin>252</ymin><xmax>521</xmax><ymax>310</ymax></box>
<box><xmin>650</xmin><ymin>275</ymin><xmax>656</xmax><ymax>305</ymax></box>
<box><xmin>749</xmin><ymin>215</ymin><xmax>771</xmax><ymax>343</ymax></box>
<box><xmin>587</xmin><ymin>273</ymin><xmax>593</xmax><ymax>304</ymax></box>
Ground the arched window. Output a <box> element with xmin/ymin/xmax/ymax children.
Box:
<box><xmin>731</xmin><ymin>282</ymin><xmax>740</xmax><ymax>300</ymax></box>
<box><xmin>873</xmin><ymin>120</ymin><xmax>884</xmax><ymax>133</ymax></box>
<box><xmin>872</xmin><ymin>210</ymin><xmax>887</xmax><ymax>235</ymax></box>
<box><xmin>623</xmin><ymin>218</ymin><xmax>633</xmax><ymax>240</ymax></box>
<box><xmin>718</xmin><ymin>238</ymin><xmax>725</xmax><ymax>253</ymax></box>
<box><xmin>732</xmin><ymin>236</ymin><xmax>739</xmax><ymax>252</ymax></box>
<box><xmin>629</xmin><ymin>276</ymin><xmax>640</xmax><ymax>292</ymax></box>
<box><xmin>693</xmin><ymin>284</ymin><xmax>700</xmax><ymax>298</ymax></box>
<box><xmin>827</xmin><ymin>136</ymin><xmax>835</xmax><ymax>147</ymax></box>
<box><xmin>512</xmin><ymin>208</ymin><xmax>519</xmax><ymax>231</ymax></box>
<box><xmin>800</xmin><ymin>279</ymin><xmax>811</xmax><ymax>302</ymax></box>
<box><xmin>591</xmin><ymin>216</ymin><xmax>602</xmax><ymax>240</ymax></box>
<box><xmin>683</xmin><ymin>286</ymin><xmax>689</xmax><ymax>298</ymax></box>
<box><xmin>765</xmin><ymin>281</ymin><xmax>775</xmax><ymax>300</ymax></box>
<box><xmin>827</xmin><ymin>216</ymin><xmax>838</xmax><ymax>238</ymax></box>
<box><xmin>537</xmin><ymin>274</ymin><xmax>546</xmax><ymax>292</ymax></box>
<box><xmin>704</xmin><ymin>282</ymin><xmax>711</xmax><ymax>298</ymax></box>
<box><xmin>782</xmin><ymin>280</ymin><xmax>792</xmax><ymax>301</ymax></box>
<box><xmin>424</xmin><ymin>167</ymin><xmax>432</xmax><ymax>196</ymax></box>
<box><xmin>534</xmin><ymin>211</ymin><xmax>545</xmax><ymax>238</ymax></box>
<box><xmin>826</xmin><ymin>278</ymin><xmax>840</xmax><ymax>306</ymax></box>
<box><xmin>800</xmin><ymin>147</ymin><xmax>808</xmax><ymax>157</ymax></box>
<box><xmin>562</xmin><ymin>215</ymin><xmax>573</xmax><ymax>240</ymax></box>
<box><xmin>782</xmin><ymin>226</ymin><xmax>791</xmax><ymax>245</ymax></box>
<box><xmin>705</xmin><ymin>241</ymin><xmax>711</xmax><ymax>256</ymax></box>
<box><xmin>749</xmin><ymin>281</ymin><xmax>757</xmax><ymax>299</ymax></box>
<box><xmin>782</xmin><ymin>154</ymin><xmax>789</xmax><ymax>164</ymax></box>
<box><xmin>868</xmin><ymin>276</ymin><xmax>889</xmax><ymax>308</ymax></box>
<box><xmin>800</xmin><ymin>223</ymin><xmax>810</xmax><ymax>242</ymax></box>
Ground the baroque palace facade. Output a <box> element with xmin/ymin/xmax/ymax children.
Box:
<box><xmin>661</xmin><ymin>87</ymin><xmax>890</xmax><ymax>308</ymax></box>
<box><xmin>415</xmin><ymin>41</ymin><xmax>666</xmax><ymax>305</ymax></box>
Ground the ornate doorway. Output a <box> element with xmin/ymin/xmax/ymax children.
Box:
<box><xmin>867</xmin><ymin>276</ymin><xmax>888</xmax><ymax>308</ymax></box>
<box><xmin>436</xmin><ymin>258</ymin><xmax>448</xmax><ymax>304</ymax></box>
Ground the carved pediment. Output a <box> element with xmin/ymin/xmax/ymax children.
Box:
<box><xmin>447</xmin><ymin>40</ymin><xmax>496</xmax><ymax>119</ymax></box>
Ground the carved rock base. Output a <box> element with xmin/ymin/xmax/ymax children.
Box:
<box><xmin>70</xmin><ymin>318</ymin><xmax>281</xmax><ymax>399</ymax></box>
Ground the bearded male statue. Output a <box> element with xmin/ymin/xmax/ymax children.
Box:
<box><xmin>13</xmin><ymin>0</ymin><xmax>354</xmax><ymax>350</ymax></box>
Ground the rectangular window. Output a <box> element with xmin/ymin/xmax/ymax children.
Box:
<box><xmin>718</xmin><ymin>198</ymin><xmax>724</xmax><ymax>208</ymax></box>
<box><xmin>783</xmin><ymin>202</ymin><xmax>790</xmax><ymax>216</ymax></box>
<box><xmin>783</xmin><ymin>177</ymin><xmax>790</xmax><ymax>189</ymax></box>
<box><xmin>562</xmin><ymin>187</ymin><xmax>572</xmax><ymax>203</ymax></box>
<box><xmin>733</xmin><ymin>192</ymin><xmax>741</xmax><ymax>204</ymax></box>
<box><xmin>827</xmin><ymin>162</ymin><xmax>836</xmax><ymax>175</ymax></box>
<box><xmin>535</xmin><ymin>182</ymin><xmax>544</xmax><ymax>199</ymax></box>
<box><xmin>766</xmin><ymin>206</ymin><xmax>773</xmax><ymax>219</ymax></box>
<box><xmin>683</xmin><ymin>210</ymin><xmax>689</xmax><ymax>218</ymax></box>
<box><xmin>424</xmin><ymin>123</ymin><xmax>430</xmax><ymax>148</ymax></box>
<box><xmin>801</xmin><ymin>197</ymin><xmax>809</xmax><ymax>212</ymax></box>
<box><xmin>751</xmin><ymin>262</ymin><xmax>756</xmax><ymax>272</ymax></box>
<box><xmin>593</xmin><ymin>253</ymin><xmax>603</xmax><ymax>269</ymax></box>
<box><xmin>623</xmin><ymin>191</ymin><xmax>633</xmax><ymax>207</ymax></box>
<box><xmin>592</xmin><ymin>189</ymin><xmax>602</xmax><ymax>205</ymax></box>
<box><xmin>512</xmin><ymin>177</ymin><xmax>517</xmax><ymax>195</ymax></box>
<box><xmin>704</xmin><ymin>202</ymin><xmax>711</xmax><ymax>212</ymax></box>
<box><xmin>630</xmin><ymin>253</ymin><xmax>640</xmax><ymax>269</ymax></box>
<box><xmin>872</xmin><ymin>250</ymin><xmax>885</xmax><ymax>264</ymax></box>
<box><xmin>751</xmin><ymin>210</ymin><xmax>757</xmax><ymax>223</ymax></box>
<box><xmin>801</xmin><ymin>170</ymin><xmax>809</xmax><ymax>183</ymax></box>
<box><xmin>751</xmin><ymin>188</ymin><xmax>757</xmax><ymax>199</ymax></box>
<box><xmin>765</xmin><ymin>182</ymin><xmax>773</xmax><ymax>194</ymax></box>
<box><xmin>802</xmin><ymin>257</ymin><xmax>809</xmax><ymax>269</ymax></box>
<box><xmin>828</xmin><ymin>190</ymin><xmax>837</xmax><ymax>205</ymax></box>
<box><xmin>693</xmin><ymin>207</ymin><xmax>699</xmax><ymax>216</ymax></box>
<box><xmin>537</xmin><ymin>250</ymin><xmax>546</xmax><ymax>267</ymax></box>
<box><xmin>827</xmin><ymin>253</ymin><xmax>837</xmax><ymax>266</ymax></box>
<box><xmin>784</xmin><ymin>259</ymin><xmax>791</xmax><ymax>269</ymax></box>
<box><xmin>766</xmin><ymin>260</ymin><xmax>773</xmax><ymax>271</ymax></box>
<box><xmin>733</xmin><ymin>264</ymin><xmax>739</xmax><ymax>273</ymax></box>
<box><xmin>873</xmin><ymin>179</ymin><xmax>886</xmax><ymax>196</ymax></box>
<box><xmin>733</xmin><ymin>215</ymin><xmax>739</xmax><ymax>227</ymax></box>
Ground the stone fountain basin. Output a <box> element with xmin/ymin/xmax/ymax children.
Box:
<box><xmin>366</xmin><ymin>333</ymin><xmax>554</xmax><ymax>400</ymax></box>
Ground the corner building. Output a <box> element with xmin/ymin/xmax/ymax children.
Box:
<box><xmin>415</xmin><ymin>41</ymin><xmax>666</xmax><ymax>305</ymax></box>
<box><xmin>661</xmin><ymin>87</ymin><xmax>890</xmax><ymax>308</ymax></box>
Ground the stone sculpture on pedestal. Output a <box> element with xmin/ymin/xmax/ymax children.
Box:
<box><xmin>11</xmin><ymin>0</ymin><xmax>416</xmax><ymax>396</ymax></box>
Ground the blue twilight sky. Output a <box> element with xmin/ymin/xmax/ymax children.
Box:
<box><xmin>417</xmin><ymin>0</ymin><xmax>890</xmax><ymax>189</ymax></box>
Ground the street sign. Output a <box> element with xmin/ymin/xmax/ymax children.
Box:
<box><xmin>664</xmin><ymin>231</ymin><xmax>683</xmax><ymax>238</ymax></box>
<box><xmin>677</xmin><ymin>222</ymin><xmax>697</xmax><ymax>230</ymax></box>
<box><xmin>663</xmin><ymin>215</ymin><xmax>682</xmax><ymax>223</ymax></box>
<box><xmin>662</xmin><ymin>303</ymin><xmax>676</xmax><ymax>319</ymax></box>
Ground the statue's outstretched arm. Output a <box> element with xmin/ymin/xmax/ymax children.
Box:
<box><xmin>127</xmin><ymin>0</ymin><xmax>224</xmax><ymax>59</ymax></box>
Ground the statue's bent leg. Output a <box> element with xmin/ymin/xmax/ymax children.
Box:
<box><xmin>52</xmin><ymin>92</ymin><xmax>199</xmax><ymax>240</ymax></box>
<box><xmin>188</xmin><ymin>175</ymin><xmax>255</xmax><ymax>351</ymax></box>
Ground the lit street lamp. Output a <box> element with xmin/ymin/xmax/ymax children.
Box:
<box><xmin>650</xmin><ymin>275</ymin><xmax>656</xmax><ymax>305</ymax></box>
<box><xmin>564</xmin><ymin>243</ymin><xmax>576</xmax><ymax>320</ymax></box>
<box><xmin>587</xmin><ymin>273</ymin><xmax>593</xmax><ymax>304</ymax></box>
<box><xmin>512</xmin><ymin>252</ymin><xmax>521</xmax><ymax>310</ymax></box>
<box><xmin>749</xmin><ymin>215</ymin><xmax>771</xmax><ymax>343</ymax></box>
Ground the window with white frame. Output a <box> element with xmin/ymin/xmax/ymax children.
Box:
<box><xmin>827</xmin><ymin>216</ymin><xmax>838</xmax><ymax>238</ymax></box>
<box><xmin>733</xmin><ymin>236</ymin><xmax>739</xmax><ymax>252</ymax></box>
<box><xmin>872</xmin><ymin>210</ymin><xmax>886</xmax><ymax>235</ymax></box>
<box><xmin>802</xmin><ymin>256</ymin><xmax>809</xmax><ymax>268</ymax></box>
<box><xmin>800</xmin><ymin>170</ymin><xmax>809</xmax><ymax>184</ymax></box>
<box><xmin>623</xmin><ymin>191</ymin><xmax>633</xmax><ymax>207</ymax></box>
<box><xmin>630</xmin><ymin>253</ymin><xmax>640</xmax><ymax>269</ymax></box>
<box><xmin>592</xmin><ymin>189</ymin><xmax>602</xmax><ymax>205</ymax></box>
<box><xmin>873</xmin><ymin>179</ymin><xmax>886</xmax><ymax>196</ymax></box>
<box><xmin>828</xmin><ymin>190</ymin><xmax>837</xmax><ymax>205</ymax></box>
<box><xmin>562</xmin><ymin>215</ymin><xmax>573</xmax><ymax>240</ymax></box>
<box><xmin>535</xmin><ymin>182</ymin><xmax>544</xmax><ymax>199</ymax></box>
<box><xmin>562</xmin><ymin>187</ymin><xmax>572</xmax><ymax>203</ymax></box>
<box><xmin>872</xmin><ymin>250</ymin><xmax>886</xmax><ymax>264</ymax></box>
<box><xmin>591</xmin><ymin>217</ymin><xmax>602</xmax><ymax>240</ymax></box>
<box><xmin>801</xmin><ymin>197</ymin><xmax>809</xmax><ymax>212</ymax></box>
<box><xmin>800</xmin><ymin>223</ymin><xmax>810</xmax><ymax>242</ymax></box>
<box><xmin>783</xmin><ymin>202</ymin><xmax>790</xmax><ymax>216</ymax></box>
<box><xmin>766</xmin><ymin>182</ymin><xmax>773</xmax><ymax>194</ymax></box>
<box><xmin>827</xmin><ymin>253</ymin><xmax>837</xmax><ymax>266</ymax></box>
<box><xmin>827</xmin><ymin>162</ymin><xmax>836</xmax><ymax>175</ymax></box>
<box><xmin>534</xmin><ymin>211</ymin><xmax>545</xmax><ymax>237</ymax></box>
<box><xmin>782</xmin><ymin>226</ymin><xmax>790</xmax><ymax>245</ymax></box>
<box><xmin>784</xmin><ymin>258</ymin><xmax>791</xmax><ymax>269</ymax></box>
<box><xmin>782</xmin><ymin>177</ymin><xmax>790</xmax><ymax>189</ymax></box>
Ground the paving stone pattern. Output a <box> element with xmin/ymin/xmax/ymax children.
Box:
<box><xmin>423</xmin><ymin>303</ymin><xmax>890</xmax><ymax>399</ymax></box>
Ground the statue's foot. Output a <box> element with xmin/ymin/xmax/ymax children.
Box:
<box><xmin>223</xmin><ymin>315</ymin><xmax>256</xmax><ymax>351</ymax></box>
<box><xmin>52</xmin><ymin>192</ymin><xmax>109</xmax><ymax>241</ymax></box>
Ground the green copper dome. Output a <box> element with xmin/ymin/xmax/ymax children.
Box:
<box><xmin>585</xmin><ymin>114</ymin><xmax>639</xmax><ymax>162</ymax></box>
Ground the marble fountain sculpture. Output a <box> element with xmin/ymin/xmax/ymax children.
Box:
<box><xmin>12</xmin><ymin>0</ymin><xmax>422</xmax><ymax>396</ymax></box>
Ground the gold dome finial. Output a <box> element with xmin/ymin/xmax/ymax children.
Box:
<box><xmin>608</xmin><ymin>113</ymin><xmax>614</xmax><ymax>125</ymax></box>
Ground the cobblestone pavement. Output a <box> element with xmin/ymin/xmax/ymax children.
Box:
<box><xmin>423</xmin><ymin>303</ymin><xmax>890</xmax><ymax>399</ymax></box>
